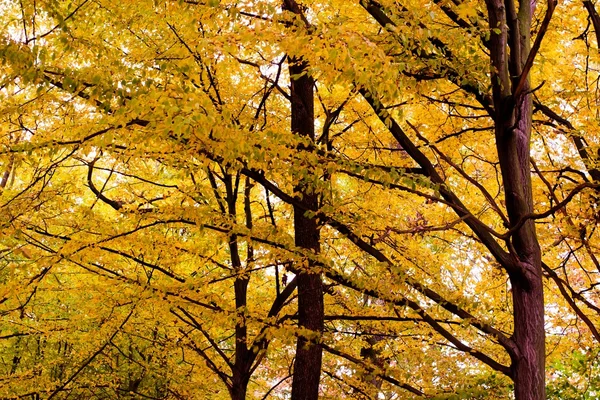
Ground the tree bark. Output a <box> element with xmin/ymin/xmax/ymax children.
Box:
<box><xmin>229</xmin><ymin>376</ymin><xmax>249</xmax><ymax>400</ymax></box>
<box><xmin>486</xmin><ymin>1</ymin><xmax>546</xmax><ymax>398</ymax></box>
<box><xmin>287</xmin><ymin>49</ymin><xmax>324</xmax><ymax>400</ymax></box>
<box><xmin>218</xmin><ymin>172</ymin><xmax>253</xmax><ymax>400</ymax></box>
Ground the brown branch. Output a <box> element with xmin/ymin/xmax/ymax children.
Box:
<box><xmin>513</xmin><ymin>0</ymin><xmax>557</xmax><ymax>99</ymax></box>
<box><xmin>176</xmin><ymin>326</ymin><xmax>232</xmax><ymax>389</ymax></box>
<box><xmin>240</xmin><ymin>167</ymin><xmax>517</xmax><ymax>360</ymax></box>
<box><xmin>282</xmin><ymin>0</ymin><xmax>311</xmax><ymax>28</ymax></box>
<box><xmin>324</xmin><ymin>314</ymin><xmax>462</xmax><ymax>325</ymax></box>
<box><xmin>47</xmin><ymin>305</ymin><xmax>135</xmax><ymax>399</ymax></box>
<box><xmin>583</xmin><ymin>0</ymin><xmax>600</xmax><ymax>50</ymax></box>
<box><xmin>99</xmin><ymin>246</ymin><xmax>186</xmax><ymax>283</ymax></box>
<box><xmin>542</xmin><ymin>262</ymin><xmax>600</xmax><ymax>343</ymax></box>
<box><xmin>323</xmin><ymin>370</ymin><xmax>374</xmax><ymax>400</ymax></box>
<box><xmin>248</xmin><ymin>277</ymin><xmax>298</xmax><ymax>370</ymax></box>
<box><xmin>360</xmin><ymin>0</ymin><xmax>494</xmax><ymax>114</ymax></box>
<box><xmin>501</xmin><ymin>182</ymin><xmax>600</xmax><ymax>239</ymax></box>
<box><xmin>86</xmin><ymin>160</ymin><xmax>123</xmax><ymax>211</ymax></box>
<box><xmin>173</xmin><ymin>306</ymin><xmax>234</xmax><ymax>369</ymax></box>
<box><xmin>358</xmin><ymin>88</ymin><xmax>521</xmax><ymax>277</ymax></box>
<box><xmin>27</xmin><ymin>0</ymin><xmax>90</xmax><ymax>44</ymax></box>
<box><xmin>407</xmin><ymin>120</ymin><xmax>509</xmax><ymax>226</ymax></box>
<box><xmin>321</xmin><ymin>343</ymin><xmax>428</xmax><ymax>396</ymax></box>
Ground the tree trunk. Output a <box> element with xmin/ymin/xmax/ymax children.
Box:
<box><xmin>230</xmin><ymin>374</ymin><xmax>249</xmax><ymax>400</ymax></box>
<box><xmin>486</xmin><ymin>1</ymin><xmax>546</xmax><ymax>398</ymax></box>
<box><xmin>222</xmin><ymin>173</ymin><xmax>253</xmax><ymax>400</ymax></box>
<box><xmin>287</xmin><ymin>55</ymin><xmax>324</xmax><ymax>400</ymax></box>
<box><xmin>498</xmin><ymin>97</ymin><xmax>545</xmax><ymax>400</ymax></box>
<box><xmin>497</xmin><ymin>97</ymin><xmax>545</xmax><ymax>398</ymax></box>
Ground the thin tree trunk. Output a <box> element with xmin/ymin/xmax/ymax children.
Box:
<box><xmin>219</xmin><ymin>172</ymin><xmax>252</xmax><ymax>400</ymax></box>
<box><xmin>287</xmin><ymin>52</ymin><xmax>324</xmax><ymax>400</ymax></box>
<box><xmin>229</xmin><ymin>178</ymin><xmax>255</xmax><ymax>400</ymax></box>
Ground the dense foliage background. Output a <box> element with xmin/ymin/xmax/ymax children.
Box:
<box><xmin>1</xmin><ymin>0</ymin><xmax>600</xmax><ymax>398</ymax></box>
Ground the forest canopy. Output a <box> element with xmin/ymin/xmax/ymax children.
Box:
<box><xmin>1</xmin><ymin>0</ymin><xmax>600</xmax><ymax>399</ymax></box>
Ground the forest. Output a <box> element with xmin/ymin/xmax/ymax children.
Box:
<box><xmin>1</xmin><ymin>0</ymin><xmax>600</xmax><ymax>399</ymax></box>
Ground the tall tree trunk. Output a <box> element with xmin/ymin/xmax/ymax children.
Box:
<box><xmin>229</xmin><ymin>177</ymin><xmax>255</xmax><ymax>400</ymax></box>
<box><xmin>220</xmin><ymin>172</ymin><xmax>252</xmax><ymax>400</ymax></box>
<box><xmin>486</xmin><ymin>1</ymin><xmax>547</xmax><ymax>398</ymax></box>
<box><xmin>497</xmin><ymin>92</ymin><xmax>545</xmax><ymax>400</ymax></box>
<box><xmin>287</xmin><ymin>49</ymin><xmax>324</xmax><ymax>400</ymax></box>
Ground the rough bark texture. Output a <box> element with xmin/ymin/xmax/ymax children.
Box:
<box><xmin>486</xmin><ymin>1</ymin><xmax>545</xmax><ymax>398</ymax></box>
<box><xmin>287</xmin><ymin>55</ymin><xmax>324</xmax><ymax>400</ymax></box>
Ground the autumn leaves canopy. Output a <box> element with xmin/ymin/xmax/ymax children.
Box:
<box><xmin>1</xmin><ymin>0</ymin><xmax>600</xmax><ymax>399</ymax></box>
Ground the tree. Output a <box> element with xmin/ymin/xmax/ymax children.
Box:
<box><xmin>1</xmin><ymin>0</ymin><xmax>600</xmax><ymax>399</ymax></box>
